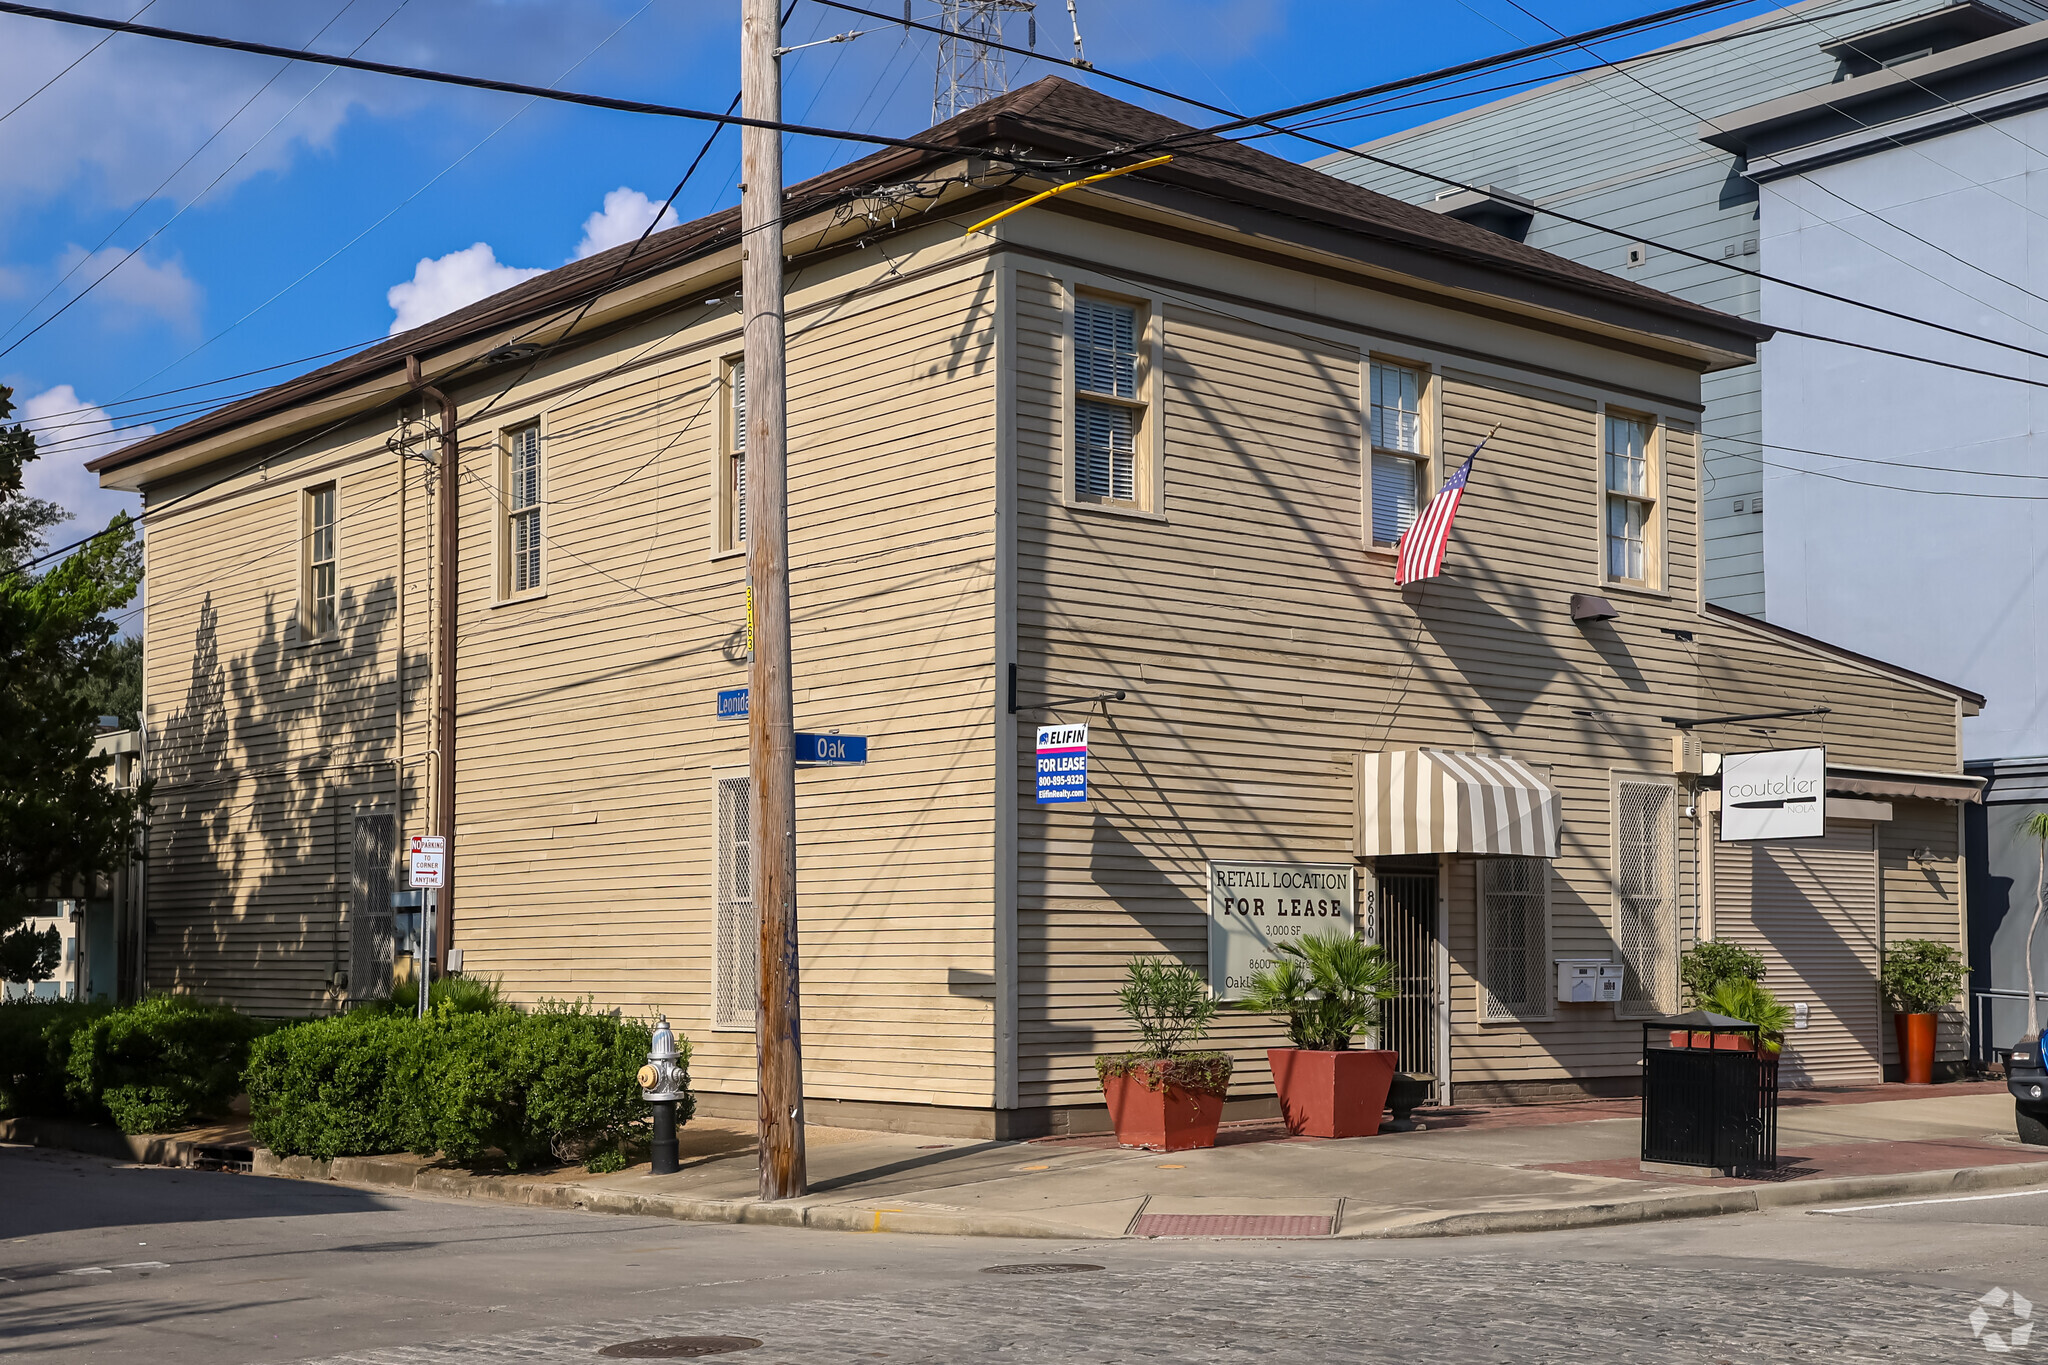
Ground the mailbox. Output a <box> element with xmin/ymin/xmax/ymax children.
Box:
<box><xmin>1557</xmin><ymin>959</ymin><xmax>1626</xmax><ymax>1004</ymax></box>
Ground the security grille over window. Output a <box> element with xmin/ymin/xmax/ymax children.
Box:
<box><xmin>1074</xmin><ymin>295</ymin><xmax>1140</xmax><ymax>503</ymax></box>
<box><xmin>713</xmin><ymin>775</ymin><xmax>755</xmax><ymax>1031</ymax></box>
<box><xmin>1480</xmin><ymin>855</ymin><xmax>1547</xmax><ymax>1021</ymax></box>
<box><xmin>1370</xmin><ymin>363</ymin><xmax>1424</xmax><ymax>545</ymax></box>
<box><xmin>1617</xmin><ymin>779</ymin><xmax>1676</xmax><ymax>1014</ymax></box>
<box><xmin>348</xmin><ymin>811</ymin><xmax>396</xmax><ymax>1001</ymax></box>
<box><xmin>508</xmin><ymin>424</ymin><xmax>542</xmax><ymax>593</ymax></box>
<box><xmin>306</xmin><ymin>484</ymin><xmax>336</xmax><ymax>637</ymax></box>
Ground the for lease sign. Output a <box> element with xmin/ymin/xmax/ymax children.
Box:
<box><xmin>1207</xmin><ymin>861</ymin><xmax>1358</xmax><ymax>1001</ymax></box>
<box><xmin>1720</xmin><ymin>746</ymin><xmax>1826</xmax><ymax>841</ymax></box>
<box><xmin>1035</xmin><ymin>724</ymin><xmax>1088</xmax><ymax>804</ymax></box>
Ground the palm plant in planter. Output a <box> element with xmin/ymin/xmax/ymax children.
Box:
<box><xmin>1238</xmin><ymin>932</ymin><xmax>1400</xmax><ymax>1139</ymax></box>
<box><xmin>1095</xmin><ymin>956</ymin><xmax>1233</xmax><ymax>1151</ymax></box>
<box><xmin>1699</xmin><ymin>978</ymin><xmax>1793</xmax><ymax>1060</ymax></box>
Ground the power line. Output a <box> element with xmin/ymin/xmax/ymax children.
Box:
<box><xmin>0</xmin><ymin>0</ymin><xmax>1071</xmax><ymax>166</ymax></box>
<box><xmin>0</xmin><ymin>0</ymin><xmax>158</xmax><ymax>126</ymax></box>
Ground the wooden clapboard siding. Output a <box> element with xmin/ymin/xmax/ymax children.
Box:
<box><xmin>1007</xmin><ymin>228</ymin><xmax>1968</xmax><ymax>1106</ymax></box>
<box><xmin>1878</xmin><ymin>799</ymin><xmax>1967</xmax><ymax>1065</ymax></box>
<box><xmin>137</xmin><ymin>232</ymin><xmax>1007</xmax><ymax>1105</ymax></box>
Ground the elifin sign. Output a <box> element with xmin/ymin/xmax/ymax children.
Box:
<box><xmin>1035</xmin><ymin>724</ymin><xmax>1088</xmax><ymax>804</ymax></box>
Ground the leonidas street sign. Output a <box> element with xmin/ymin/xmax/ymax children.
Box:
<box><xmin>1720</xmin><ymin>746</ymin><xmax>1826</xmax><ymax>841</ymax></box>
<box><xmin>1207</xmin><ymin>861</ymin><xmax>1357</xmax><ymax>1002</ymax></box>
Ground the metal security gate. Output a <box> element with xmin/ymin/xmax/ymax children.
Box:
<box><xmin>1376</xmin><ymin>870</ymin><xmax>1437</xmax><ymax>1082</ymax></box>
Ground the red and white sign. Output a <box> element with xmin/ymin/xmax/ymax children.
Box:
<box><xmin>409</xmin><ymin>834</ymin><xmax>446</xmax><ymax>888</ymax></box>
<box><xmin>410</xmin><ymin>835</ymin><xmax>445</xmax><ymax>855</ymax></box>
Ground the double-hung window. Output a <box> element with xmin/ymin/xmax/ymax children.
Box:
<box><xmin>726</xmin><ymin>359</ymin><xmax>747</xmax><ymax>549</ymax></box>
<box><xmin>506</xmin><ymin>424</ymin><xmax>543</xmax><ymax>595</ymax></box>
<box><xmin>1605</xmin><ymin>414</ymin><xmax>1654</xmax><ymax>583</ymax></box>
<box><xmin>303</xmin><ymin>483</ymin><xmax>336</xmax><ymax>640</ymax></box>
<box><xmin>1369</xmin><ymin>362</ymin><xmax>1426</xmax><ymax>547</ymax></box>
<box><xmin>1073</xmin><ymin>295</ymin><xmax>1143</xmax><ymax>505</ymax></box>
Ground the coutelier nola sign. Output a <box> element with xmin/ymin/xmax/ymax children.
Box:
<box><xmin>1719</xmin><ymin>746</ymin><xmax>1826</xmax><ymax>841</ymax></box>
<box><xmin>1206</xmin><ymin>860</ymin><xmax>1358</xmax><ymax>1002</ymax></box>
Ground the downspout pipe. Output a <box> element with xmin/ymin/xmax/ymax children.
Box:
<box><xmin>406</xmin><ymin>355</ymin><xmax>457</xmax><ymax>971</ymax></box>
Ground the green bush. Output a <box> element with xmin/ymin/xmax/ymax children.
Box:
<box><xmin>246</xmin><ymin>1001</ymin><xmax>670</xmax><ymax>1170</ymax></box>
<box><xmin>1235</xmin><ymin>931</ymin><xmax>1398</xmax><ymax>1050</ymax></box>
<box><xmin>0</xmin><ymin>998</ymin><xmax>111</xmax><ymax>1118</ymax></box>
<box><xmin>1701</xmin><ymin>978</ymin><xmax>1793</xmax><ymax>1053</ymax></box>
<box><xmin>1680</xmin><ymin>940</ymin><xmax>1767</xmax><ymax>1006</ymax></box>
<box><xmin>66</xmin><ymin>996</ymin><xmax>270</xmax><ymax>1134</ymax></box>
<box><xmin>1882</xmin><ymin>939</ymin><xmax>1969</xmax><ymax>1015</ymax></box>
<box><xmin>374</xmin><ymin>974</ymin><xmax>508</xmax><ymax>1017</ymax></box>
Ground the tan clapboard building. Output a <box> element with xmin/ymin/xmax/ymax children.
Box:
<box><xmin>96</xmin><ymin>80</ymin><xmax>1984</xmax><ymax>1135</ymax></box>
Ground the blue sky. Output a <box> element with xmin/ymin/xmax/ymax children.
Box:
<box><xmin>0</xmin><ymin>0</ymin><xmax>1796</xmax><ymax>535</ymax></box>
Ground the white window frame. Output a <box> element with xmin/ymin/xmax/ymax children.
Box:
<box><xmin>1476</xmin><ymin>855</ymin><xmax>1552</xmax><ymax>1023</ymax></box>
<box><xmin>1061</xmin><ymin>281</ymin><xmax>1163</xmax><ymax>517</ymax></box>
<box><xmin>1601</xmin><ymin>408</ymin><xmax>1661</xmax><ymax>588</ymax></box>
<box><xmin>501</xmin><ymin>422</ymin><xmax>545</xmax><ymax>599</ymax></box>
<box><xmin>1367</xmin><ymin>357</ymin><xmax>1433</xmax><ymax>550</ymax></box>
<box><xmin>712</xmin><ymin>768</ymin><xmax>755</xmax><ymax>1032</ymax></box>
<box><xmin>715</xmin><ymin>356</ymin><xmax>746</xmax><ymax>557</ymax></box>
<box><xmin>301</xmin><ymin>481</ymin><xmax>337</xmax><ymax>642</ymax></box>
<box><xmin>1612</xmin><ymin>771</ymin><xmax>1679</xmax><ymax>1018</ymax></box>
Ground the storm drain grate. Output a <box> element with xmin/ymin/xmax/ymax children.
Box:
<box><xmin>597</xmin><ymin>1337</ymin><xmax>762</xmax><ymax>1358</ymax></box>
<box><xmin>979</xmin><ymin>1263</ymin><xmax>1105</xmax><ymax>1275</ymax></box>
<box><xmin>1132</xmin><ymin>1213</ymin><xmax>1332</xmax><ymax>1238</ymax></box>
<box><xmin>191</xmin><ymin>1145</ymin><xmax>253</xmax><ymax>1174</ymax></box>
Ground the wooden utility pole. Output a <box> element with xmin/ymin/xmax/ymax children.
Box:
<box><xmin>741</xmin><ymin>0</ymin><xmax>807</xmax><ymax>1200</ymax></box>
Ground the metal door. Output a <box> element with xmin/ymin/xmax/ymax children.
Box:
<box><xmin>1376</xmin><ymin>870</ymin><xmax>1438</xmax><ymax>1081</ymax></box>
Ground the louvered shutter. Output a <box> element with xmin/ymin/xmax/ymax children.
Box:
<box><xmin>713</xmin><ymin>775</ymin><xmax>755</xmax><ymax>1031</ymax></box>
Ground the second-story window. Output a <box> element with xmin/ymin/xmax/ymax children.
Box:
<box><xmin>727</xmin><ymin>359</ymin><xmax>746</xmax><ymax>548</ymax></box>
<box><xmin>1605</xmin><ymin>413</ymin><xmax>1654</xmax><ymax>583</ymax></box>
<box><xmin>1370</xmin><ymin>362</ymin><xmax>1425</xmax><ymax>546</ymax></box>
<box><xmin>1073</xmin><ymin>294</ymin><xmax>1142</xmax><ymax>505</ymax></box>
<box><xmin>506</xmin><ymin>423</ymin><xmax>543</xmax><ymax>594</ymax></box>
<box><xmin>304</xmin><ymin>483</ymin><xmax>336</xmax><ymax>639</ymax></box>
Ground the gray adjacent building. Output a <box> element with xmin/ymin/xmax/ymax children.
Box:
<box><xmin>1327</xmin><ymin>0</ymin><xmax>2048</xmax><ymax>1060</ymax></box>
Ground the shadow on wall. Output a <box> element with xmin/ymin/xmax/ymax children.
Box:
<box><xmin>150</xmin><ymin>579</ymin><xmax>425</xmax><ymax>1016</ymax></box>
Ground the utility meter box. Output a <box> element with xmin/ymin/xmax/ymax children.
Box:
<box><xmin>1557</xmin><ymin>959</ymin><xmax>1626</xmax><ymax>1004</ymax></box>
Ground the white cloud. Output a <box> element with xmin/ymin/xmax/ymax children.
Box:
<box><xmin>573</xmin><ymin>186</ymin><xmax>681</xmax><ymax>260</ymax></box>
<box><xmin>385</xmin><ymin>243</ymin><xmax>544</xmax><ymax>335</ymax></box>
<box><xmin>15</xmin><ymin>385</ymin><xmax>148</xmax><ymax>531</ymax></box>
<box><xmin>52</xmin><ymin>246</ymin><xmax>201</xmax><ymax>332</ymax></box>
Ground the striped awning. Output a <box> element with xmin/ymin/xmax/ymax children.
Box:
<box><xmin>1355</xmin><ymin>749</ymin><xmax>1562</xmax><ymax>859</ymax></box>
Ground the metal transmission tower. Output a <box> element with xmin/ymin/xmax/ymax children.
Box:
<box><xmin>932</xmin><ymin>0</ymin><xmax>1034</xmax><ymax>123</ymax></box>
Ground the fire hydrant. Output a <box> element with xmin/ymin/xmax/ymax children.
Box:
<box><xmin>637</xmin><ymin>1015</ymin><xmax>686</xmax><ymax>1175</ymax></box>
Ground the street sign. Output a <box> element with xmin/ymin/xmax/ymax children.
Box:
<box><xmin>1035</xmin><ymin>724</ymin><xmax>1088</xmax><ymax>804</ymax></box>
<box><xmin>717</xmin><ymin>687</ymin><xmax>748</xmax><ymax>720</ymax></box>
<box><xmin>795</xmin><ymin>732</ymin><xmax>867</xmax><ymax>766</ymax></box>
<box><xmin>1207</xmin><ymin>861</ymin><xmax>1357</xmax><ymax>1002</ymax></box>
<box><xmin>1720</xmin><ymin>746</ymin><xmax>1826</xmax><ymax>841</ymax></box>
<box><xmin>409</xmin><ymin>851</ymin><xmax>445</xmax><ymax>888</ymax></box>
<box><xmin>410</xmin><ymin>835</ymin><xmax>445</xmax><ymax>855</ymax></box>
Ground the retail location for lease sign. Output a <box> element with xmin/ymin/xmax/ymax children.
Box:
<box><xmin>1035</xmin><ymin>724</ymin><xmax>1088</xmax><ymax>804</ymax></box>
<box><xmin>1207</xmin><ymin>860</ymin><xmax>1358</xmax><ymax>1001</ymax></box>
<box><xmin>1720</xmin><ymin>746</ymin><xmax>1826</xmax><ymax>841</ymax></box>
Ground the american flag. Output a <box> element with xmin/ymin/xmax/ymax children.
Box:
<box><xmin>1395</xmin><ymin>428</ymin><xmax>1497</xmax><ymax>586</ymax></box>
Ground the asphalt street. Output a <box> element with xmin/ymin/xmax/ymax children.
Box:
<box><xmin>6</xmin><ymin>1142</ymin><xmax>2048</xmax><ymax>1364</ymax></box>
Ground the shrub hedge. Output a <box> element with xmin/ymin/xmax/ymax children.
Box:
<box><xmin>246</xmin><ymin>1000</ymin><xmax>673</xmax><ymax>1170</ymax></box>
<box><xmin>0</xmin><ymin>999</ymin><xmax>111</xmax><ymax>1119</ymax></box>
<box><xmin>66</xmin><ymin>995</ymin><xmax>272</xmax><ymax>1133</ymax></box>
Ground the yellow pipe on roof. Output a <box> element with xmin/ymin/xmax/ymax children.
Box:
<box><xmin>962</xmin><ymin>155</ymin><xmax>1174</xmax><ymax>237</ymax></box>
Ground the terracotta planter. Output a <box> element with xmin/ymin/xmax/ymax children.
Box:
<box><xmin>1895</xmin><ymin>1011</ymin><xmax>1937</xmax><ymax>1084</ymax></box>
<box><xmin>1100</xmin><ymin>1065</ymin><xmax>1225</xmax><ymax>1151</ymax></box>
<box><xmin>1268</xmin><ymin>1047</ymin><xmax>1398</xmax><ymax>1139</ymax></box>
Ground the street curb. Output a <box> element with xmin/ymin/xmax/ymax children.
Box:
<box><xmin>1355</xmin><ymin>1158</ymin><xmax>2048</xmax><ymax>1239</ymax></box>
<box><xmin>13</xmin><ymin>1115</ymin><xmax>2048</xmax><ymax>1241</ymax></box>
<box><xmin>250</xmin><ymin>1149</ymin><xmax>1107</xmax><ymax>1240</ymax></box>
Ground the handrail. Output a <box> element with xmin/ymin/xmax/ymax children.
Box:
<box><xmin>1973</xmin><ymin>988</ymin><xmax>2039</xmax><ymax>1067</ymax></box>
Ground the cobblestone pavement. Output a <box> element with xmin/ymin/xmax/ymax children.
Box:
<box><xmin>298</xmin><ymin>1256</ymin><xmax>1997</xmax><ymax>1365</ymax></box>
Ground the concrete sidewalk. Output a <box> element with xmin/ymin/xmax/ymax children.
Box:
<box><xmin>9</xmin><ymin>1082</ymin><xmax>2043</xmax><ymax>1240</ymax></box>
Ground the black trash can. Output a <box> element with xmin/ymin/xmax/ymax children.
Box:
<box><xmin>1641</xmin><ymin>1010</ymin><xmax>1778</xmax><ymax>1176</ymax></box>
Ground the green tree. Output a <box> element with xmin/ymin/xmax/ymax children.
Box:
<box><xmin>0</xmin><ymin>384</ymin><xmax>148</xmax><ymax>985</ymax></box>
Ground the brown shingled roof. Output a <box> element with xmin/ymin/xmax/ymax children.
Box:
<box><xmin>94</xmin><ymin>75</ymin><xmax>1764</xmax><ymax>478</ymax></box>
